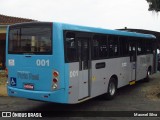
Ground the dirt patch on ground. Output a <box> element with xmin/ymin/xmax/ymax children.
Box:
<box><xmin>0</xmin><ymin>71</ymin><xmax>6</xmax><ymax>84</ymax></box>
<box><xmin>142</xmin><ymin>73</ymin><xmax>160</xmax><ymax>101</ymax></box>
<box><xmin>0</xmin><ymin>70</ymin><xmax>7</xmax><ymax>96</ymax></box>
<box><xmin>143</xmin><ymin>86</ymin><xmax>160</xmax><ymax>101</ymax></box>
<box><xmin>0</xmin><ymin>85</ymin><xmax>7</xmax><ymax>96</ymax></box>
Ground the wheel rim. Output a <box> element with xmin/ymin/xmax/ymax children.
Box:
<box><xmin>109</xmin><ymin>82</ymin><xmax>116</xmax><ymax>96</ymax></box>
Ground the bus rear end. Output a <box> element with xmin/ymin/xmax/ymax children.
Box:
<box><xmin>6</xmin><ymin>22</ymin><xmax>67</xmax><ymax>103</ymax></box>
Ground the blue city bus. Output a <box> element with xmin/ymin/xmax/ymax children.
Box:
<box><xmin>6</xmin><ymin>22</ymin><xmax>156</xmax><ymax>104</ymax></box>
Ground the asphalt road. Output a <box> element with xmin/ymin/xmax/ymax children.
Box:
<box><xmin>0</xmin><ymin>72</ymin><xmax>160</xmax><ymax>120</ymax></box>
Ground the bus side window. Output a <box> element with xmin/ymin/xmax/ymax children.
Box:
<box><xmin>119</xmin><ymin>36</ymin><xmax>129</xmax><ymax>56</ymax></box>
<box><xmin>137</xmin><ymin>39</ymin><xmax>146</xmax><ymax>55</ymax></box>
<box><xmin>137</xmin><ymin>39</ymin><xmax>142</xmax><ymax>55</ymax></box>
<box><xmin>108</xmin><ymin>35</ymin><xmax>119</xmax><ymax>58</ymax></box>
<box><xmin>92</xmin><ymin>36</ymin><xmax>99</xmax><ymax>59</ymax></box>
<box><xmin>146</xmin><ymin>39</ymin><xmax>153</xmax><ymax>54</ymax></box>
<box><xmin>92</xmin><ymin>34</ymin><xmax>108</xmax><ymax>59</ymax></box>
<box><xmin>129</xmin><ymin>39</ymin><xmax>136</xmax><ymax>62</ymax></box>
<box><xmin>65</xmin><ymin>32</ymin><xmax>78</xmax><ymax>62</ymax></box>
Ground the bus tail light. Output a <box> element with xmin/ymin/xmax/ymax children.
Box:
<box><xmin>53</xmin><ymin>71</ymin><xmax>59</xmax><ymax>77</ymax></box>
<box><xmin>52</xmin><ymin>78</ymin><xmax>58</xmax><ymax>89</ymax></box>
<box><xmin>52</xmin><ymin>70</ymin><xmax>59</xmax><ymax>90</ymax></box>
<box><xmin>52</xmin><ymin>84</ymin><xmax>58</xmax><ymax>89</ymax></box>
<box><xmin>53</xmin><ymin>78</ymin><xmax>58</xmax><ymax>83</ymax></box>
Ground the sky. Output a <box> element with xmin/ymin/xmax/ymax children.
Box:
<box><xmin>0</xmin><ymin>0</ymin><xmax>160</xmax><ymax>32</ymax></box>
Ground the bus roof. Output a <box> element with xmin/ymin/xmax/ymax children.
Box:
<box><xmin>55</xmin><ymin>22</ymin><xmax>156</xmax><ymax>39</ymax></box>
<box><xmin>9</xmin><ymin>22</ymin><xmax>156</xmax><ymax>39</ymax></box>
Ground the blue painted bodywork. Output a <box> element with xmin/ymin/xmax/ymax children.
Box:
<box><xmin>6</xmin><ymin>23</ymin><xmax>68</xmax><ymax>103</ymax></box>
<box><xmin>58</xmin><ymin>22</ymin><xmax>156</xmax><ymax>39</ymax></box>
<box><xmin>6</xmin><ymin>22</ymin><xmax>156</xmax><ymax>104</ymax></box>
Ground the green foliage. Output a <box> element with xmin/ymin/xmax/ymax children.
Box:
<box><xmin>146</xmin><ymin>0</ymin><xmax>160</xmax><ymax>12</ymax></box>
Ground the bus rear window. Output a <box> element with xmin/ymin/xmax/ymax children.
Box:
<box><xmin>8</xmin><ymin>24</ymin><xmax>52</xmax><ymax>54</ymax></box>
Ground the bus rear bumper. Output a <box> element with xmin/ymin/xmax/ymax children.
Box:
<box><xmin>7</xmin><ymin>86</ymin><xmax>67</xmax><ymax>103</ymax></box>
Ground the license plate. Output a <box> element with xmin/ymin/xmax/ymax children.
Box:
<box><xmin>24</xmin><ymin>84</ymin><xmax>34</xmax><ymax>90</ymax></box>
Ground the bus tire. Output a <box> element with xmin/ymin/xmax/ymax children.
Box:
<box><xmin>144</xmin><ymin>68</ymin><xmax>151</xmax><ymax>82</ymax></box>
<box><xmin>104</xmin><ymin>78</ymin><xmax>117</xmax><ymax>100</ymax></box>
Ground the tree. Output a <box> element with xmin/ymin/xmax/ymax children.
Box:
<box><xmin>146</xmin><ymin>0</ymin><xmax>160</xmax><ymax>12</ymax></box>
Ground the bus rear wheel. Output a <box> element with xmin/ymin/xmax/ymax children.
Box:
<box><xmin>104</xmin><ymin>78</ymin><xmax>117</xmax><ymax>100</ymax></box>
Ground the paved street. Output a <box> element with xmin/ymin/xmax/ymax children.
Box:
<box><xmin>0</xmin><ymin>72</ymin><xmax>160</xmax><ymax>119</ymax></box>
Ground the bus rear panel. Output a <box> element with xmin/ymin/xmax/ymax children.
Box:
<box><xmin>6</xmin><ymin>22</ymin><xmax>68</xmax><ymax>103</ymax></box>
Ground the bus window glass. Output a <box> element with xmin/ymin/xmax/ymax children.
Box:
<box><xmin>65</xmin><ymin>32</ymin><xmax>77</xmax><ymax>62</ymax></box>
<box><xmin>9</xmin><ymin>26</ymin><xmax>52</xmax><ymax>54</ymax></box>
<box><xmin>108</xmin><ymin>35</ymin><xmax>119</xmax><ymax>57</ymax></box>
<box><xmin>146</xmin><ymin>39</ymin><xmax>153</xmax><ymax>54</ymax></box>
<box><xmin>92</xmin><ymin>35</ymin><xmax>108</xmax><ymax>59</ymax></box>
<box><xmin>128</xmin><ymin>40</ymin><xmax>136</xmax><ymax>62</ymax></box>
<box><xmin>92</xmin><ymin>37</ymin><xmax>99</xmax><ymax>59</ymax></box>
<box><xmin>119</xmin><ymin>36</ymin><xmax>129</xmax><ymax>56</ymax></box>
<box><xmin>137</xmin><ymin>39</ymin><xmax>146</xmax><ymax>55</ymax></box>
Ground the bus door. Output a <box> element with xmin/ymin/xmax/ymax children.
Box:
<box><xmin>78</xmin><ymin>38</ymin><xmax>90</xmax><ymax>99</ymax></box>
<box><xmin>129</xmin><ymin>41</ymin><xmax>137</xmax><ymax>83</ymax></box>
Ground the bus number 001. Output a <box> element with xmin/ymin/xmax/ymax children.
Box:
<box><xmin>36</xmin><ymin>59</ymin><xmax>50</xmax><ymax>66</ymax></box>
<box><xmin>70</xmin><ymin>71</ymin><xmax>78</xmax><ymax>78</ymax></box>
